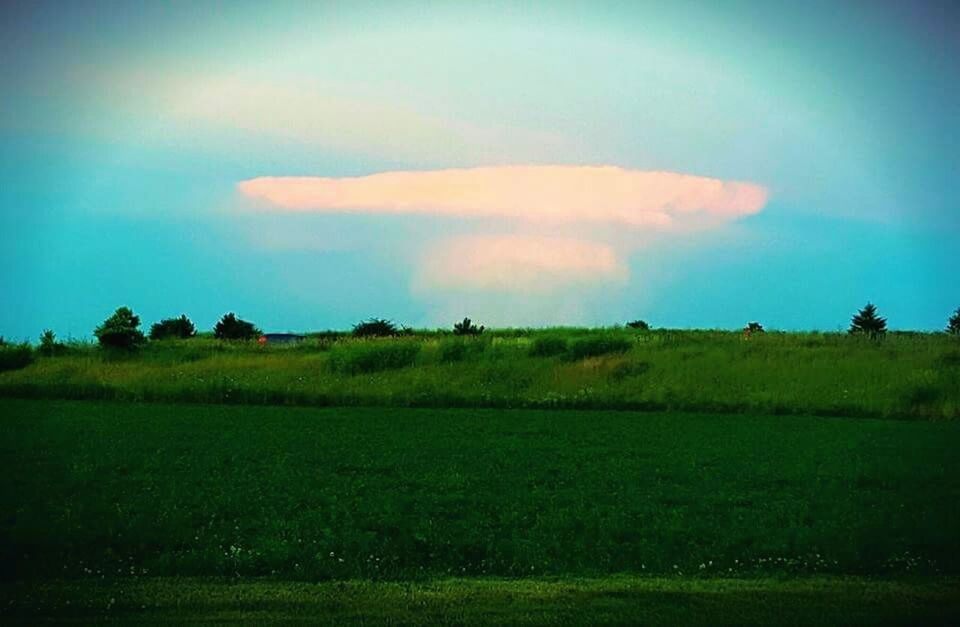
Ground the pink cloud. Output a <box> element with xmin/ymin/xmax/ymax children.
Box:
<box><xmin>415</xmin><ymin>235</ymin><xmax>627</xmax><ymax>292</ymax></box>
<box><xmin>238</xmin><ymin>165</ymin><xmax>767</xmax><ymax>226</ymax></box>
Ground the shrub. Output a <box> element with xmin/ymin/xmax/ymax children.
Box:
<box><xmin>352</xmin><ymin>318</ymin><xmax>400</xmax><ymax>338</ymax></box>
<box><xmin>214</xmin><ymin>313</ymin><xmax>261</xmax><ymax>340</ymax></box>
<box><xmin>150</xmin><ymin>315</ymin><xmax>197</xmax><ymax>340</ymax></box>
<box><xmin>453</xmin><ymin>317</ymin><xmax>484</xmax><ymax>336</ymax></box>
<box><xmin>626</xmin><ymin>320</ymin><xmax>650</xmax><ymax>331</ymax></box>
<box><xmin>528</xmin><ymin>336</ymin><xmax>568</xmax><ymax>358</ymax></box>
<box><xmin>38</xmin><ymin>329</ymin><xmax>67</xmax><ymax>356</ymax></box>
<box><xmin>744</xmin><ymin>322</ymin><xmax>764</xmax><ymax>334</ymax></box>
<box><xmin>95</xmin><ymin>307</ymin><xmax>146</xmax><ymax>349</ymax></box>
<box><xmin>849</xmin><ymin>303</ymin><xmax>887</xmax><ymax>338</ymax></box>
<box><xmin>0</xmin><ymin>343</ymin><xmax>33</xmax><ymax>372</ymax></box>
<box><xmin>327</xmin><ymin>341</ymin><xmax>420</xmax><ymax>375</ymax></box>
<box><xmin>568</xmin><ymin>335</ymin><xmax>632</xmax><ymax>360</ymax></box>
<box><xmin>948</xmin><ymin>307</ymin><xmax>960</xmax><ymax>336</ymax></box>
<box><xmin>438</xmin><ymin>337</ymin><xmax>485</xmax><ymax>363</ymax></box>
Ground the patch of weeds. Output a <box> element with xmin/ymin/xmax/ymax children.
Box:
<box><xmin>567</xmin><ymin>336</ymin><xmax>631</xmax><ymax>360</ymax></box>
<box><xmin>609</xmin><ymin>360</ymin><xmax>652</xmax><ymax>381</ymax></box>
<box><xmin>528</xmin><ymin>336</ymin><xmax>568</xmax><ymax>358</ymax></box>
<box><xmin>327</xmin><ymin>341</ymin><xmax>420</xmax><ymax>375</ymax></box>
<box><xmin>438</xmin><ymin>338</ymin><xmax>486</xmax><ymax>363</ymax></box>
<box><xmin>0</xmin><ymin>344</ymin><xmax>33</xmax><ymax>372</ymax></box>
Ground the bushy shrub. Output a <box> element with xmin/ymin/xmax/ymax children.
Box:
<box><xmin>453</xmin><ymin>317</ymin><xmax>484</xmax><ymax>335</ymax></box>
<box><xmin>327</xmin><ymin>341</ymin><xmax>420</xmax><ymax>375</ymax></box>
<box><xmin>948</xmin><ymin>308</ymin><xmax>960</xmax><ymax>336</ymax></box>
<box><xmin>438</xmin><ymin>337</ymin><xmax>485</xmax><ymax>363</ymax></box>
<box><xmin>849</xmin><ymin>303</ymin><xmax>886</xmax><ymax>338</ymax></box>
<box><xmin>528</xmin><ymin>336</ymin><xmax>568</xmax><ymax>358</ymax></box>
<box><xmin>0</xmin><ymin>343</ymin><xmax>33</xmax><ymax>372</ymax></box>
<box><xmin>352</xmin><ymin>318</ymin><xmax>400</xmax><ymax>338</ymax></box>
<box><xmin>38</xmin><ymin>329</ymin><xmax>67</xmax><ymax>356</ymax></box>
<box><xmin>150</xmin><ymin>315</ymin><xmax>197</xmax><ymax>340</ymax></box>
<box><xmin>95</xmin><ymin>307</ymin><xmax>146</xmax><ymax>349</ymax></box>
<box><xmin>626</xmin><ymin>320</ymin><xmax>650</xmax><ymax>331</ymax></box>
<box><xmin>568</xmin><ymin>335</ymin><xmax>632</xmax><ymax>360</ymax></box>
<box><xmin>214</xmin><ymin>313</ymin><xmax>261</xmax><ymax>340</ymax></box>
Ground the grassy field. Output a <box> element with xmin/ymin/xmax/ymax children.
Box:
<box><xmin>1</xmin><ymin>329</ymin><xmax>958</xmax><ymax>418</ymax></box>
<box><xmin>4</xmin><ymin>576</ymin><xmax>959</xmax><ymax>624</ymax></box>
<box><xmin>3</xmin><ymin>399</ymin><xmax>958</xmax><ymax>584</ymax></box>
<box><xmin>3</xmin><ymin>337</ymin><xmax>959</xmax><ymax>623</ymax></box>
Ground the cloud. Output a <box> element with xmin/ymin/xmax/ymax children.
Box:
<box><xmin>238</xmin><ymin>165</ymin><xmax>767</xmax><ymax>227</ymax></box>
<box><xmin>415</xmin><ymin>235</ymin><xmax>627</xmax><ymax>292</ymax></box>
<box><xmin>86</xmin><ymin>71</ymin><xmax>575</xmax><ymax>166</ymax></box>
<box><xmin>237</xmin><ymin>165</ymin><xmax>767</xmax><ymax>296</ymax></box>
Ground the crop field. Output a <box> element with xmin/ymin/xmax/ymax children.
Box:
<box><xmin>2</xmin><ymin>397</ymin><xmax>959</xmax><ymax>623</ymax></box>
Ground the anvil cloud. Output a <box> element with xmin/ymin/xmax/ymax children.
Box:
<box><xmin>238</xmin><ymin>165</ymin><xmax>769</xmax><ymax>292</ymax></box>
<box><xmin>238</xmin><ymin>166</ymin><xmax>768</xmax><ymax>227</ymax></box>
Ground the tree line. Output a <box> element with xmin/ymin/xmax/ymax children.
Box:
<box><xmin>4</xmin><ymin>303</ymin><xmax>959</xmax><ymax>353</ymax></box>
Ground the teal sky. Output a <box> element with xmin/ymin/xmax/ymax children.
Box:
<box><xmin>1</xmin><ymin>0</ymin><xmax>957</xmax><ymax>338</ymax></box>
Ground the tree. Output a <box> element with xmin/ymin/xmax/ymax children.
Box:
<box><xmin>95</xmin><ymin>307</ymin><xmax>146</xmax><ymax>349</ymax></box>
<box><xmin>38</xmin><ymin>329</ymin><xmax>67</xmax><ymax>356</ymax></box>
<box><xmin>214</xmin><ymin>313</ymin><xmax>261</xmax><ymax>340</ymax></box>
<box><xmin>352</xmin><ymin>318</ymin><xmax>400</xmax><ymax>338</ymax></box>
<box><xmin>150</xmin><ymin>315</ymin><xmax>197</xmax><ymax>340</ymax></box>
<box><xmin>948</xmin><ymin>307</ymin><xmax>960</xmax><ymax>336</ymax></box>
<box><xmin>849</xmin><ymin>302</ymin><xmax>887</xmax><ymax>338</ymax></box>
<box><xmin>626</xmin><ymin>320</ymin><xmax>650</xmax><ymax>331</ymax></box>
<box><xmin>453</xmin><ymin>317</ymin><xmax>484</xmax><ymax>336</ymax></box>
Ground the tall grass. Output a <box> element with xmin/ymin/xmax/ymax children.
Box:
<box><xmin>1</xmin><ymin>330</ymin><xmax>958</xmax><ymax>418</ymax></box>
<box><xmin>528</xmin><ymin>335</ymin><xmax>568</xmax><ymax>357</ymax></box>
<box><xmin>566</xmin><ymin>335</ymin><xmax>632</xmax><ymax>360</ymax></box>
<box><xmin>327</xmin><ymin>339</ymin><xmax>421</xmax><ymax>375</ymax></box>
<box><xmin>0</xmin><ymin>344</ymin><xmax>33</xmax><ymax>372</ymax></box>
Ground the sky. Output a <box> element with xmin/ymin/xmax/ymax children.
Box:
<box><xmin>1</xmin><ymin>0</ymin><xmax>957</xmax><ymax>338</ymax></box>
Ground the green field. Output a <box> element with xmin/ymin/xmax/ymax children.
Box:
<box><xmin>2</xmin><ymin>330</ymin><xmax>959</xmax><ymax>418</ymax></box>
<box><xmin>4</xmin><ymin>577</ymin><xmax>959</xmax><ymax>625</ymax></box>
<box><xmin>2</xmin><ymin>398</ymin><xmax>959</xmax><ymax>622</ymax></box>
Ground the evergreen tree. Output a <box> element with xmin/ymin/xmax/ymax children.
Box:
<box><xmin>39</xmin><ymin>329</ymin><xmax>67</xmax><ymax>356</ymax></box>
<box><xmin>849</xmin><ymin>302</ymin><xmax>887</xmax><ymax>338</ymax></box>
<box><xmin>214</xmin><ymin>313</ymin><xmax>261</xmax><ymax>340</ymax></box>
<box><xmin>948</xmin><ymin>307</ymin><xmax>960</xmax><ymax>336</ymax></box>
<box><xmin>453</xmin><ymin>317</ymin><xmax>484</xmax><ymax>335</ymax></box>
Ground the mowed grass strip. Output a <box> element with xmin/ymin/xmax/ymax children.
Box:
<box><xmin>1</xmin><ymin>399</ymin><xmax>958</xmax><ymax>583</ymax></box>
<box><xmin>3</xmin><ymin>576</ymin><xmax>959</xmax><ymax>625</ymax></box>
